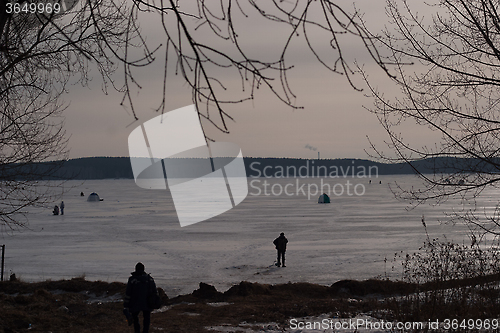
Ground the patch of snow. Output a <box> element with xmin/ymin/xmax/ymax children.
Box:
<box><xmin>207</xmin><ymin>302</ymin><xmax>232</xmax><ymax>307</ymax></box>
<box><xmin>206</xmin><ymin>314</ymin><xmax>395</xmax><ymax>333</ymax></box>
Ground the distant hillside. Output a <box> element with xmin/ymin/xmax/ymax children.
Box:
<box><xmin>3</xmin><ymin>156</ymin><xmax>482</xmax><ymax>180</ymax></box>
<box><xmin>60</xmin><ymin>157</ymin><xmax>134</xmax><ymax>179</ymax></box>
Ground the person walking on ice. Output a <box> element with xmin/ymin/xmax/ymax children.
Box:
<box><xmin>273</xmin><ymin>232</ymin><xmax>288</xmax><ymax>267</ymax></box>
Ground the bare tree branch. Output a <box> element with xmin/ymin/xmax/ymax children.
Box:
<box><xmin>363</xmin><ymin>0</ymin><xmax>500</xmax><ymax>234</ymax></box>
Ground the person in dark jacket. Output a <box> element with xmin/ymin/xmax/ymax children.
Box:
<box><xmin>273</xmin><ymin>232</ymin><xmax>288</xmax><ymax>267</ymax></box>
<box><xmin>124</xmin><ymin>263</ymin><xmax>158</xmax><ymax>333</ymax></box>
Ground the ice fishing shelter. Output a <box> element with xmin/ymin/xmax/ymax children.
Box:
<box><xmin>318</xmin><ymin>193</ymin><xmax>330</xmax><ymax>204</ymax></box>
<box><xmin>87</xmin><ymin>192</ymin><xmax>101</xmax><ymax>202</ymax></box>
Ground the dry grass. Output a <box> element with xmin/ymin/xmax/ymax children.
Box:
<box><xmin>385</xmin><ymin>237</ymin><xmax>500</xmax><ymax>325</ymax></box>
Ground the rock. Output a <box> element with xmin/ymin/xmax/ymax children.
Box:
<box><xmin>192</xmin><ymin>282</ymin><xmax>223</xmax><ymax>300</ymax></box>
<box><xmin>58</xmin><ymin>306</ymin><xmax>69</xmax><ymax>313</ymax></box>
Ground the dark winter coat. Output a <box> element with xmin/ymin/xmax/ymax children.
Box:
<box><xmin>124</xmin><ymin>272</ymin><xmax>157</xmax><ymax>313</ymax></box>
<box><xmin>273</xmin><ymin>235</ymin><xmax>288</xmax><ymax>252</ymax></box>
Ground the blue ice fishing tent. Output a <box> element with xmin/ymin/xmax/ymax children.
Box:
<box><xmin>318</xmin><ymin>193</ymin><xmax>330</xmax><ymax>204</ymax></box>
<box><xmin>87</xmin><ymin>192</ymin><xmax>102</xmax><ymax>202</ymax></box>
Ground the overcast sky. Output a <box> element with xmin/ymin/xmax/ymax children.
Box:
<box><xmin>64</xmin><ymin>0</ymin><xmax>439</xmax><ymax>160</ymax></box>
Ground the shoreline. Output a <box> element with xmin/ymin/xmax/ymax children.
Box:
<box><xmin>2</xmin><ymin>274</ymin><xmax>499</xmax><ymax>332</ymax></box>
<box><xmin>0</xmin><ymin>276</ymin><xmax>401</xmax><ymax>333</ymax></box>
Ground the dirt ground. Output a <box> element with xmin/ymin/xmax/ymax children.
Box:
<box><xmin>0</xmin><ymin>277</ymin><xmax>413</xmax><ymax>332</ymax></box>
<box><xmin>1</xmin><ymin>276</ymin><xmax>499</xmax><ymax>332</ymax></box>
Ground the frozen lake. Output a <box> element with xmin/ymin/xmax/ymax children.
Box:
<box><xmin>1</xmin><ymin>175</ymin><xmax>497</xmax><ymax>297</ymax></box>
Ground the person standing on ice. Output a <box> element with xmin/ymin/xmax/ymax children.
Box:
<box><xmin>273</xmin><ymin>232</ymin><xmax>288</xmax><ymax>267</ymax></box>
<box><xmin>60</xmin><ymin>201</ymin><xmax>65</xmax><ymax>215</ymax></box>
<box><xmin>124</xmin><ymin>262</ymin><xmax>158</xmax><ymax>333</ymax></box>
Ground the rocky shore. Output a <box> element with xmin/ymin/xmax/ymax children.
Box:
<box><xmin>1</xmin><ymin>275</ymin><xmax>499</xmax><ymax>332</ymax></box>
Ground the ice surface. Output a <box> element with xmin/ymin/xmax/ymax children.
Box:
<box><xmin>0</xmin><ymin>175</ymin><xmax>493</xmax><ymax>297</ymax></box>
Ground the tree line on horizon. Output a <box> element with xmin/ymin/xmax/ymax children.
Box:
<box><xmin>1</xmin><ymin>156</ymin><xmax>491</xmax><ymax>180</ymax></box>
